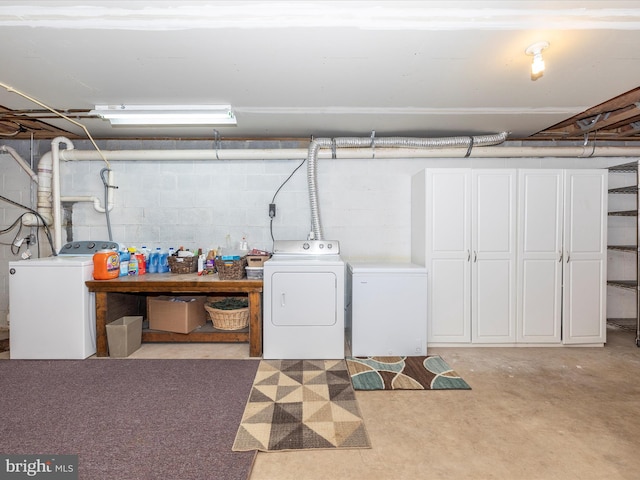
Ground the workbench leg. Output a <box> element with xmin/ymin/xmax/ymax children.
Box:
<box><xmin>95</xmin><ymin>292</ymin><xmax>109</xmax><ymax>357</ymax></box>
<box><xmin>248</xmin><ymin>291</ymin><xmax>262</xmax><ymax>357</ymax></box>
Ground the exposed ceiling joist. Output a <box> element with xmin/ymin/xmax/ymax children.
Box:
<box><xmin>530</xmin><ymin>87</ymin><xmax>640</xmax><ymax>141</ymax></box>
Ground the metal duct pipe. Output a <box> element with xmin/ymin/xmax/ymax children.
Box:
<box><xmin>306</xmin><ymin>132</ymin><xmax>509</xmax><ymax>240</ymax></box>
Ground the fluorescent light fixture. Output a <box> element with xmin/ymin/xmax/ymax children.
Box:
<box><xmin>90</xmin><ymin>104</ymin><xmax>237</xmax><ymax>126</ymax></box>
<box><xmin>525</xmin><ymin>41</ymin><xmax>549</xmax><ymax>81</ymax></box>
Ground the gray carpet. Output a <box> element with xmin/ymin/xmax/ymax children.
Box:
<box><xmin>0</xmin><ymin>359</ymin><xmax>259</xmax><ymax>480</ymax></box>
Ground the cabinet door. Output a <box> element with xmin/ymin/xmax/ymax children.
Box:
<box><xmin>562</xmin><ymin>170</ymin><xmax>608</xmax><ymax>344</ymax></box>
<box><xmin>471</xmin><ymin>170</ymin><xmax>517</xmax><ymax>343</ymax></box>
<box><xmin>424</xmin><ymin>169</ymin><xmax>471</xmax><ymax>343</ymax></box>
<box><xmin>517</xmin><ymin>170</ymin><xmax>563</xmax><ymax>343</ymax></box>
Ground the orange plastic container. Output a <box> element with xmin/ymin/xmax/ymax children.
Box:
<box><xmin>93</xmin><ymin>250</ymin><xmax>120</xmax><ymax>280</ymax></box>
<box><xmin>136</xmin><ymin>253</ymin><xmax>146</xmax><ymax>275</ymax></box>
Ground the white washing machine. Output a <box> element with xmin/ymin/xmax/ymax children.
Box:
<box><xmin>346</xmin><ymin>262</ymin><xmax>428</xmax><ymax>356</ymax></box>
<box><xmin>263</xmin><ymin>240</ymin><xmax>345</xmax><ymax>359</ymax></box>
<box><xmin>8</xmin><ymin>240</ymin><xmax>119</xmax><ymax>359</ymax></box>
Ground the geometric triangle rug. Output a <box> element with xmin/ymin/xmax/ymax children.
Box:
<box><xmin>346</xmin><ymin>355</ymin><xmax>472</xmax><ymax>391</ymax></box>
<box><xmin>232</xmin><ymin>359</ymin><xmax>372</xmax><ymax>452</ymax></box>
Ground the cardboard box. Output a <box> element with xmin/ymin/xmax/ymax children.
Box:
<box><xmin>147</xmin><ymin>296</ymin><xmax>207</xmax><ymax>334</ymax></box>
<box><xmin>246</xmin><ymin>255</ymin><xmax>271</xmax><ymax>267</ymax></box>
<box><xmin>106</xmin><ymin>316</ymin><xmax>142</xmax><ymax>357</ymax></box>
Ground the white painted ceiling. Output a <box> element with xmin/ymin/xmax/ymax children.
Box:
<box><xmin>1</xmin><ymin>1</ymin><xmax>640</xmax><ymax>140</ymax></box>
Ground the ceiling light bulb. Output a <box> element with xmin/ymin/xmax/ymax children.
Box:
<box><xmin>525</xmin><ymin>41</ymin><xmax>550</xmax><ymax>81</ymax></box>
<box><xmin>531</xmin><ymin>52</ymin><xmax>545</xmax><ymax>76</ymax></box>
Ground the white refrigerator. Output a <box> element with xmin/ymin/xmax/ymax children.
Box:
<box><xmin>346</xmin><ymin>262</ymin><xmax>428</xmax><ymax>356</ymax></box>
<box><xmin>8</xmin><ymin>256</ymin><xmax>96</xmax><ymax>359</ymax></box>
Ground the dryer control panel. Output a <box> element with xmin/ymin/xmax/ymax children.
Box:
<box><xmin>272</xmin><ymin>240</ymin><xmax>340</xmax><ymax>255</ymax></box>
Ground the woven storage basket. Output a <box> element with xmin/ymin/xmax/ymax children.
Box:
<box><xmin>215</xmin><ymin>256</ymin><xmax>248</xmax><ymax>280</ymax></box>
<box><xmin>168</xmin><ymin>256</ymin><xmax>198</xmax><ymax>274</ymax></box>
<box><xmin>205</xmin><ymin>298</ymin><xmax>249</xmax><ymax>330</ymax></box>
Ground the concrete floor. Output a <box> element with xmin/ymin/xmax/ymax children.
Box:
<box><xmin>250</xmin><ymin>326</ymin><xmax>640</xmax><ymax>480</ymax></box>
<box><xmin>2</xmin><ymin>325</ymin><xmax>639</xmax><ymax>479</ymax></box>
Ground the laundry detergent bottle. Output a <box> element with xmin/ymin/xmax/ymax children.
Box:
<box><xmin>148</xmin><ymin>247</ymin><xmax>160</xmax><ymax>273</ymax></box>
<box><xmin>93</xmin><ymin>250</ymin><xmax>120</xmax><ymax>280</ymax></box>
<box><xmin>158</xmin><ymin>248</ymin><xmax>170</xmax><ymax>273</ymax></box>
<box><xmin>119</xmin><ymin>248</ymin><xmax>130</xmax><ymax>277</ymax></box>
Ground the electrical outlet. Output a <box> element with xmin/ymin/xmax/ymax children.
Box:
<box><xmin>269</xmin><ymin>203</ymin><xmax>276</xmax><ymax>218</ymax></box>
<box><xmin>27</xmin><ymin>234</ymin><xmax>36</xmax><ymax>245</ymax></box>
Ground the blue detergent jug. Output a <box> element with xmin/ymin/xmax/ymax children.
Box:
<box><xmin>148</xmin><ymin>247</ymin><xmax>160</xmax><ymax>273</ymax></box>
<box><xmin>119</xmin><ymin>249</ymin><xmax>130</xmax><ymax>277</ymax></box>
<box><xmin>158</xmin><ymin>249</ymin><xmax>170</xmax><ymax>273</ymax></box>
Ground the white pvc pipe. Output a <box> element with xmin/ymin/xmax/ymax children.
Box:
<box><xmin>59</xmin><ymin>170</ymin><xmax>115</xmax><ymax>214</ymax></box>
<box><xmin>58</xmin><ymin>145</ymin><xmax>640</xmax><ymax>161</ymax></box>
<box><xmin>61</xmin><ymin>193</ymin><xmax>114</xmax><ymax>214</ymax></box>
<box><xmin>0</xmin><ymin>145</ymin><xmax>38</xmax><ymax>182</ymax></box>
<box><xmin>21</xmin><ymin>151</ymin><xmax>53</xmax><ymax>228</ymax></box>
<box><xmin>50</xmin><ymin>137</ymin><xmax>75</xmax><ymax>252</ymax></box>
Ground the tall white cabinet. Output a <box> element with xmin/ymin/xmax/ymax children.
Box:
<box><xmin>517</xmin><ymin>170</ymin><xmax>563</xmax><ymax>343</ymax></box>
<box><xmin>411</xmin><ymin>168</ymin><xmax>607</xmax><ymax>346</ymax></box>
<box><xmin>561</xmin><ymin>170</ymin><xmax>608</xmax><ymax>344</ymax></box>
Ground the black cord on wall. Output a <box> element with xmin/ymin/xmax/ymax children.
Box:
<box><xmin>0</xmin><ymin>193</ymin><xmax>56</xmax><ymax>256</ymax></box>
<box><xmin>269</xmin><ymin>159</ymin><xmax>306</xmax><ymax>248</ymax></box>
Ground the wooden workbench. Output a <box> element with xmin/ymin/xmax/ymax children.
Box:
<box><xmin>85</xmin><ymin>273</ymin><xmax>263</xmax><ymax>357</ymax></box>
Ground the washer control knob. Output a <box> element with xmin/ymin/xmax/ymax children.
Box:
<box><xmin>319</xmin><ymin>243</ymin><xmax>324</xmax><ymax>249</ymax></box>
<box><xmin>302</xmin><ymin>242</ymin><xmax>310</xmax><ymax>250</ymax></box>
<box><xmin>327</xmin><ymin>243</ymin><xmax>333</xmax><ymax>249</ymax></box>
<box><xmin>87</xmin><ymin>242</ymin><xmax>96</xmax><ymax>250</ymax></box>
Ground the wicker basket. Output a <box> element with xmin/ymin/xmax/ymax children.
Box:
<box><xmin>204</xmin><ymin>298</ymin><xmax>249</xmax><ymax>330</ymax></box>
<box><xmin>215</xmin><ymin>256</ymin><xmax>248</xmax><ymax>280</ymax></box>
<box><xmin>168</xmin><ymin>256</ymin><xmax>197</xmax><ymax>274</ymax></box>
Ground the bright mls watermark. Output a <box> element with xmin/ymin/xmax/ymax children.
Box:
<box><xmin>0</xmin><ymin>455</ymin><xmax>77</xmax><ymax>479</ymax></box>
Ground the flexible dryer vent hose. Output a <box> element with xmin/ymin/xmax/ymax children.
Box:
<box><xmin>306</xmin><ymin>132</ymin><xmax>509</xmax><ymax>240</ymax></box>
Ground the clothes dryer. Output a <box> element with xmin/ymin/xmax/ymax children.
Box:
<box><xmin>263</xmin><ymin>240</ymin><xmax>344</xmax><ymax>359</ymax></box>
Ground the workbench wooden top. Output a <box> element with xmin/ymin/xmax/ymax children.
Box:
<box><xmin>86</xmin><ymin>273</ymin><xmax>263</xmax><ymax>292</ymax></box>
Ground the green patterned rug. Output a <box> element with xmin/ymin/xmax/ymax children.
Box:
<box><xmin>233</xmin><ymin>359</ymin><xmax>371</xmax><ymax>452</ymax></box>
<box><xmin>346</xmin><ymin>355</ymin><xmax>471</xmax><ymax>390</ymax></box>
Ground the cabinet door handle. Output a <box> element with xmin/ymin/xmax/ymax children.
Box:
<box><xmin>281</xmin><ymin>293</ymin><xmax>286</xmax><ymax>307</ymax></box>
<box><xmin>559</xmin><ymin>251</ymin><xmax>563</xmax><ymax>263</ymax></box>
<box><xmin>566</xmin><ymin>253</ymin><xmax>570</xmax><ymax>263</ymax></box>
<box><xmin>467</xmin><ymin>249</ymin><xmax>471</xmax><ymax>261</ymax></box>
<box><xmin>473</xmin><ymin>251</ymin><xmax>477</xmax><ymax>263</ymax></box>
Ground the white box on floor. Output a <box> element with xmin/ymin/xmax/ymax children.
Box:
<box><xmin>347</xmin><ymin>262</ymin><xmax>428</xmax><ymax>356</ymax></box>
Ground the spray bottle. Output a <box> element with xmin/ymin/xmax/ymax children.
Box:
<box><xmin>128</xmin><ymin>247</ymin><xmax>139</xmax><ymax>275</ymax></box>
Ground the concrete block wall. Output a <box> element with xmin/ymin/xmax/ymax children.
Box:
<box><xmin>0</xmin><ymin>153</ymin><xmax>38</xmax><ymax>327</ymax></box>
<box><xmin>0</xmin><ymin>138</ymin><xmax>636</xmax><ymax>327</ymax></box>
